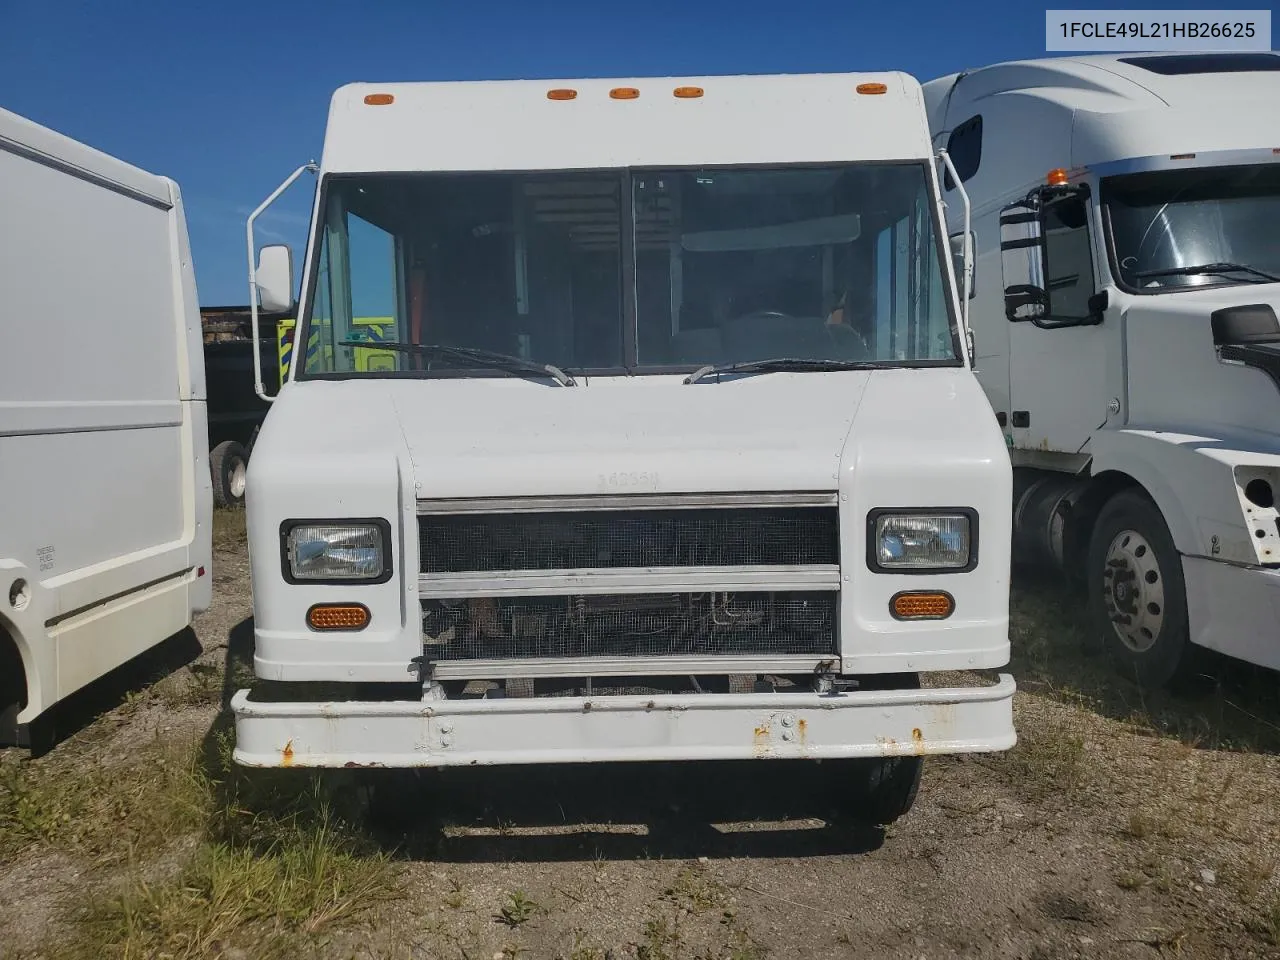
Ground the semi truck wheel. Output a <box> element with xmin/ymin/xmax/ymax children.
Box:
<box><xmin>1087</xmin><ymin>490</ymin><xmax>1194</xmax><ymax>689</ymax></box>
<box><xmin>210</xmin><ymin>441</ymin><xmax>248</xmax><ymax>508</ymax></box>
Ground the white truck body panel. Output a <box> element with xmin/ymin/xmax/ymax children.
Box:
<box><xmin>924</xmin><ymin>54</ymin><xmax>1280</xmax><ymax>671</ymax></box>
<box><xmin>0</xmin><ymin>106</ymin><xmax>213</xmax><ymax>726</ymax></box>
<box><xmin>234</xmin><ymin>73</ymin><xmax>1015</xmax><ymax>769</ymax></box>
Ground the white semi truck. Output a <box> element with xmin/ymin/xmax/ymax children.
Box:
<box><xmin>231</xmin><ymin>73</ymin><xmax>1016</xmax><ymax>823</ymax></box>
<box><xmin>0</xmin><ymin>107</ymin><xmax>213</xmax><ymax>742</ymax></box>
<box><xmin>924</xmin><ymin>52</ymin><xmax>1280</xmax><ymax>688</ymax></box>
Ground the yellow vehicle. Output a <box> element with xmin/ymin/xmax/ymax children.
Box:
<box><xmin>276</xmin><ymin>316</ymin><xmax>397</xmax><ymax>381</ymax></box>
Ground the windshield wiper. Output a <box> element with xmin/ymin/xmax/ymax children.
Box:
<box><xmin>684</xmin><ymin>357</ymin><xmax>878</xmax><ymax>385</ymax></box>
<box><xmin>1135</xmin><ymin>262</ymin><xmax>1280</xmax><ymax>284</ymax></box>
<box><xmin>340</xmin><ymin>340</ymin><xmax>576</xmax><ymax>386</ymax></box>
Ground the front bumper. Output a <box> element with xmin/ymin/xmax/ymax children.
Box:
<box><xmin>230</xmin><ymin>674</ymin><xmax>1017</xmax><ymax>768</ymax></box>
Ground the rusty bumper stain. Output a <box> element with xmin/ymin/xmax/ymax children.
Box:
<box><xmin>281</xmin><ymin>739</ymin><xmax>295</xmax><ymax>766</ymax></box>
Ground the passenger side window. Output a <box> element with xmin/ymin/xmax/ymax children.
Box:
<box><xmin>943</xmin><ymin>115</ymin><xmax>982</xmax><ymax>191</ymax></box>
<box><xmin>1042</xmin><ymin>195</ymin><xmax>1096</xmax><ymax>321</ymax></box>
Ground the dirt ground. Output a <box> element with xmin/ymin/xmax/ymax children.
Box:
<box><xmin>3</xmin><ymin>510</ymin><xmax>1280</xmax><ymax>959</ymax></box>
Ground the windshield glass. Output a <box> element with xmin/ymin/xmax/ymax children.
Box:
<box><xmin>298</xmin><ymin>164</ymin><xmax>957</xmax><ymax>378</ymax></box>
<box><xmin>1103</xmin><ymin>162</ymin><xmax>1280</xmax><ymax>291</ymax></box>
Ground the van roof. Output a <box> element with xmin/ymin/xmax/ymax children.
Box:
<box><xmin>0</xmin><ymin>106</ymin><xmax>172</xmax><ymax>208</ymax></box>
<box><xmin>320</xmin><ymin>73</ymin><xmax>933</xmax><ymax>175</ymax></box>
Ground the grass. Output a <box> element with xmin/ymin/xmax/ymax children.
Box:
<box><xmin>3</xmin><ymin>715</ymin><xmax>397</xmax><ymax>958</ymax></box>
<box><xmin>60</xmin><ymin>814</ymin><xmax>392</xmax><ymax>960</ymax></box>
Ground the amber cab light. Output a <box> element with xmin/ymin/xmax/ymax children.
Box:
<box><xmin>891</xmin><ymin>591</ymin><xmax>955</xmax><ymax>621</ymax></box>
<box><xmin>856</xmin><ymin>82</ymin><xmax>888</xmax><ymax>95</ymax></box>
<box><xmin>610</xmin><ymin>87</ymin><xmax>640</xmax><ymax>100</ymax></box>
<box><xmin>547</xmin><ymin>88</ymin><xmax>578</xmax><ymax>101</ymax></box>
<box><xmin>363</xmin><ymin>93</ymin><xmax>395</xmax><ymax>106</ymax></box>
<box><xmin>307</xmin><ymin>603</ymin><xmax>371</xmax><ymax>631</ymax></box>
<box><xmin>1046</xmin><ymin>168</ymin><xmax>1070</xmax><ymax>186</ymax></box>
<box><xmin>673</xmin><ymin>86</ymin><xmax>704</xmax><ymax>98</ymax></box>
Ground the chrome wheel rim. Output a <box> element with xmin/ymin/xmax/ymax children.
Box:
<box><xmin>1103</xmin><ymin>529</ymin><xmax>1165</xmax><ymax>653</ymax></box>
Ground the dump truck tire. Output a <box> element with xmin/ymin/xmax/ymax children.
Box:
<box><xmin>211</xmin><ymin>441</ymin><xmax>248</xmax><ymax>508</ymax></box>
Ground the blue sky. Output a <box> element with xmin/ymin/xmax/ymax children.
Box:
<box><xmin>0</xmin><ymin>0</ymin><xmax>1222</xmax><ymax>306</ymax></box>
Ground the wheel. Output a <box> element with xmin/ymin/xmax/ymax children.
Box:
<box><xmin>851</xmin><ymin>754</ymin><xmax>923</xmax><ymax>825</ymax></box>
<box><xmin>1087</xmin><ymin>489</ymin><xmax>1194</xmax><ymax>689</ymax></box>
<box><xmin>835</xmin><ymin>673</ymin><xmax>924</xmax><ymax>826</ymax></box>
<box><xmin>210</xmin><ymin>440</ymin><xmax>248</xmax><ymax>508</ymax></box>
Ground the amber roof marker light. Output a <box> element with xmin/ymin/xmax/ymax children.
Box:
<box><xmin>610</xmin><ymin>87</ymin><xmax>641</xmax><ymax>100</ymax></box>
<box><xmin>674</xmin><ymin>86</ymin><xmax>704</xmax><ymax>99</ymax></box>
<box><xmin>363</xmin><ymin>93</ymin><xmax>395</xmax><ymax>106</ymax></box>
<box><xmin>547</xmin><ymin>88</ymin><xmax>578</xmax><ymax>101</ymax></box>
<box><xmin>1046</xmin><ymin>168</ymin><xmax>1070</xmax><ymax>186</ymax></box>
<box><xmin>856</xmin><ymin>82</ymin><xmax>888</xmax><ymax>95</ymax></box>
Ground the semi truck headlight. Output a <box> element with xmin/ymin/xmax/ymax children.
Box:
<box><xmin>283</xmin><ymin>521</ymin><xmax>391</xmax><ymax>583</ymax></box>
<box><xmin>869</xmin><ymin>511</ymin><xmax>975</xmax><ymax>572</ymax></box>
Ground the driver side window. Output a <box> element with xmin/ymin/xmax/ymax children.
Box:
<box><xmin>1042</xmin><ymin>195</ymin><xmax>1097</xmax><ymax>321</ymax></box>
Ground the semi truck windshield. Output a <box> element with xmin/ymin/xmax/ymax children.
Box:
<box><xmin>298</xmin><ymin>163</ymin><xmax>958</xmax><ymax>378</ymax></box>
<box><xmin>1103</xmin><ymin>162</ymin><xmax>1280</xmax><ymax>292</ymax></box>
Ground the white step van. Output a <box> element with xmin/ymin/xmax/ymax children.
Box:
<box><xmin>231</xmin><ymin>73</ymin><xmax>1015</xmax><ymax>823</ymax></box>
<box><xmin>0</xmin><ymin>107</ymin><xmax>213</xmax><ymax>740</ymax></box>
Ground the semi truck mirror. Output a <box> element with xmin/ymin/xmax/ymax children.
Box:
<box><xmin>255</xmin><ymin>245</ymin><xmax>294</xmax><ymax>314</ymax></box>
<box><xmin>999</xmin><ymin>200</ymin><xmax>1047</xmax><ymax>323</ymax></box>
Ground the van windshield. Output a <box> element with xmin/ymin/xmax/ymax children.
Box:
<box><xmin>1103</xmin><ymin>162</ymin><xmax>1280</xmax><ymax>292</ymax></box>
<box><xmin>297</xmin><ymin>163</ymin><xmax>958</xmax><ymax>378</ymax></box>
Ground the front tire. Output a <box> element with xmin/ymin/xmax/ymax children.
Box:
<box><xmin>1087</xmin><ymin>490</ymin><xmax>1194</xmax><ymax>689</ymax></box>
<box><xmin>836</xmin><ymin>673</ymin><xmax>923</xmax><ymax>825</ymax></box>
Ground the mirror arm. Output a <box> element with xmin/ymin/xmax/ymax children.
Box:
<box><xmin>247</xmin><ymin>162</ymin><xmax>318</xmax><ymax>403</ymax></box>
<box><xmin>936</xmin><ymin>149</ymin><xmax>973</xmax><ymax>364</ymax></box>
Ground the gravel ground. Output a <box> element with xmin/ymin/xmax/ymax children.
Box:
<box><xmin>3</xmin><ymin>510</ymin><xmax>1280</xmax><ymax>959</ymax></box>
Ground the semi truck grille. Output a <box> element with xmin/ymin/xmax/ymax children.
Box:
<box><xmin>418</xmin><ymin>507</ymin><xmax>838</xmax><ymax>573</ymax></box>
<box><xmin>421</xmin><ymin>592</ymin><xmax>836</xmax><ymax>661</ymax></box>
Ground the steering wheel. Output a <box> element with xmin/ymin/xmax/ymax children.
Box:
<box><xmin>825</xmin><ymin>321</ymin><xmax>869</xmax><ymax>359</ymax></box>
<box><xmin>731</xmin><ymin>309</ymin><xmax>794</xmax><ymax>323</ymax></box>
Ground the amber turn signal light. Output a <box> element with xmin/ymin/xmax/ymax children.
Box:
<box><xmin>890</xmin><ymin>591</ymin><xmax>954</xmax><ymax>620</ymax></box>
<box><xmin>307</xmin><ymin>603</ymin><xmax>371</xmax><ymax>631</ymax></box>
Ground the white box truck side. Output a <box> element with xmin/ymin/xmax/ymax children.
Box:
<box><xmin>232</xmin><ymin>73</ymin><xmax>1015</xmax><ymax>825</ymax></box>
<box><xmin>0</xmin><ymin>107</ymin><xmax>213</xmax><ymax>739</ymax></box>
<box><xmin>924</xmin><ymin>52</ymin><xmax>1280</xmax><ymax>688</ymax></box>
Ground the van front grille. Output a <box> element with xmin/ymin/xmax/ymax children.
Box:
<box><xmin>421</xmin><ymin>592</ymin><xmax>836</xmax><ymax>661</ymax></box>
<box><xmin>418</xmin><ymin>507</ymin><xmax>838</xmax><ymax>573</ymax></box>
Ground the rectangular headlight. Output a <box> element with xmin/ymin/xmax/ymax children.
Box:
<box><xmin>870</xmin><ymin>511</ymin><xmax>974</xmax><ymax>572</ymax></box>
<box><xmin>284</xmin><ymin>521</ymin><xmax>389</xmax><ymax>582</ymax></box>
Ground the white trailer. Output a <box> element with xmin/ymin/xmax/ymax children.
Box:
<box><xmin>231</xmin><ymin>73</ymin><xmax>1015</xmax><ymax>824</ymax></box>
<box><xmin>0</xmin><ymin>107</ymin><xmax>213</xmax><ymax>741</ymax></box>
<box><xmin>924</xmin><ymin>52</ymin><xmax>1280</xmax><ymax>687</ymax></box>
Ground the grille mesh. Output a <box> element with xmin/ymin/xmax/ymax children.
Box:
<box><xmin>419</xmin><ymin>507</ymin><xmax>838</xmax><ymax>573</ymax></box>
<box><xmin>422</xmin><ymin>592</ymin><xmax>836</xmax><ymax>661</ymax></box>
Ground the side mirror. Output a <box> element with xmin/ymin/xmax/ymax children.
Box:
<box><xmin>949</xmin><ymin>231</ymin><xmax>976</xmax><ymax>300</ymax></box>
<box><xmin>255</xmin><ymin>244</ymin><xmax>294</xmax><ymax>314</ymax></box>
<box><xmin>1001</xmin><ymin>185</ymin><xmax>1103</xmax><ymax>330</ymax></box>
<box><xmin>999</xmin><ymin>199</ymin><xmax>1048</xmax><ymax>323</ymax></box>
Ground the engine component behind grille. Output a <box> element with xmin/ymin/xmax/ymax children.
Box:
<box><xmin>422</xmin><ymin>591</ymin><xmax>836</xmax><ymax>660</ymax></box>
<box><xmin>419</xmin><ymin>506</ymin><xmax>838</xmax><ymax>573</ymax></box>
